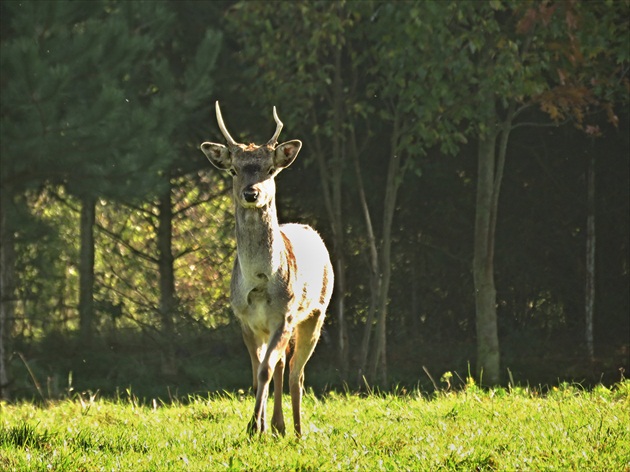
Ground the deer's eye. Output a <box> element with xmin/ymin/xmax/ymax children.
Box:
<box><xmin>268</xmin><ymin>167</ymin><xmax>275</xmax><ymax>175</ymax></box>
<box><xmin>229</xmin><ymin>168</ymin><xmax>237</xmax><ymax>176</ymax></box>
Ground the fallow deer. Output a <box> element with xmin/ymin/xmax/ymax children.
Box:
<box><xmin>200</xmin><ymin>102</ymin><xmax>334</xmax><ymax>437</ymax></box>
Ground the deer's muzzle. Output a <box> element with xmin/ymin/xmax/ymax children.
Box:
<box><xmin>243</xmin><ymin>186</ymin><xmax>259</xmax><ymax>203</ymax></box>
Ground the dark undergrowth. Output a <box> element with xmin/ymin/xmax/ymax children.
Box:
<box><xmin>6</xmin><ymin>323</ymin><xmax>628</xmax><ymax>403</ymax></box>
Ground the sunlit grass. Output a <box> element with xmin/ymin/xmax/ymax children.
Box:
<box><xmin>1</xmin><ymin>380</ymin><xmax>628</xmax><ymax>471</ymax></box>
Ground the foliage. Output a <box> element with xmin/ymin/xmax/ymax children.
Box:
<box><xmin>94</xmin><ymin>172</ymin><xmax>234</xmax><ymax>331</ymax></box>
<box><xmin>1</xmin><ymin>381</ymin><xmax>628</xmax><ymax>470</ymax></box>
<box><xmin>224</xmin><ymin>0</ymin><xmax>629</xmax><ymax>385</ymax></box>
<box><xmin>1</xmin><ymin>1</ymin><xmax>168</xmax><ymax>200</ymax></box>
<box><xmin>9</xmin><ymin>176</ymin><xmax>234</xmax><ymax>341</ymax></box>
<box><xmin>1</xmin><ymin>0</ymin><xmax>628</xmax><ymax>397</ymax></box>
<box><xmin>2</xmin><ymin>0</ymin><xmax>225</xmax><ymax>335</ymax></box>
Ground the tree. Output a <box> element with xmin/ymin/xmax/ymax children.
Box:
<box><xmin>221</xmin><ymin>0</ymin><xmax>628</xmax><ymax>387</ymax></box>
<box><xmin>0</xmin><ymin>190</ymin><xmax>16</xmax><ymax>400</ymax></box>
<box><xmin>510</xmin><ymin>0</ymin><xmax>628</xmax><ymax>367</ymax></box>
<box><xmin>228</xmin><ymin>1</ymin><xmax>452</xmax><ymax>384</ymax></box>
<box><xmin>1</xmin><ymin>0</ymin><xmax>222</xmax><ymax>390</ymax></box>
<box><xmin>1</xmin><ymin>0</ymin><xmax>172</xmax><ymax>343</ymax></box>
<box><xmin>372</xmin><ymin>0</ymin><xmax>628</xmax><ymax>384</ymax></box>
<box><xmin>226</xmin><ymin>1</ymin><xmax>372</xmax><ymax>378</ymax></box>
<box><xmin>92</xmin><ymin>172</ymin><xmax>233</xmax><ymax>375</ymax></box>
<box><xmin>356</xmin><ymin>2</ymin><xmax>473</xmax><ymax>384</ymax></box>
<box><xmin>123</xmin><ymin>3</ymin><xmax>223</xmax><ymax>374</ymax></box>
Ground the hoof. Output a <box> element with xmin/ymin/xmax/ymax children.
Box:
<box><xmin>247</xmin><ymin>418</ymin><xmax>259</xmax><ymax>436</ymax></box>
<box><xmin>272</xmin><ymin>422</ymin><xmax>286</xmax><ymax>436</ymax></box>
<box><xmin>247</xmin><ymin>416</ymin><xmax>266</xmax><ymax>436</ymax></box>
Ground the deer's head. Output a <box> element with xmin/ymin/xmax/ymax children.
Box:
<box><xmin>201</xmin><ymin>102</ymin><xmax>302</xmax><ymax>209</ymax></box>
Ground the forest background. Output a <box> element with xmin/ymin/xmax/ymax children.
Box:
<box><xmin>0</xmin><ymin>0</ymin><xmax>628</xmax><ymax>401</ymax></box>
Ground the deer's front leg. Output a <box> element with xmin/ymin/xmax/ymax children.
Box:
<box><xmin>249</xmin><ymin>322</ymin><xmax>292</xmax><ymax>436</ymax></box>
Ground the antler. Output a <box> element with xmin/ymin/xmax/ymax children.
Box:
<box><xmin>215</xmin><ymin>101</ymin><xmax>237</xmax><ymax>147</ymax></box>
<box><xmin>266</xmin><ymin>106</ymin><xmax>283</xmax><ymax>147</ymax></box>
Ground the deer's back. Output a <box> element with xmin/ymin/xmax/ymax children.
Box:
<box><xmin>280</xmin><ymin>223</ymin><xmax>334</xmax><ymax>312</ymax></box>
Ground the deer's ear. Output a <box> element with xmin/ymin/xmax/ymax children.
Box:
<box><xmin>201</xmin><ymin>142</ymin><xmax>231</xmax><ymax>170</ymax></box>
<box><xmin>274</xmin><ymin>140</ymin><xmax>302</xmax><ymax>169</ymax></box>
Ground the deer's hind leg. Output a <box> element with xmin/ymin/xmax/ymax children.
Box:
<box><xmin>289</xmin><ymin>310</ymin><xmax>325</xmax><ymax>437</ymax></box>
<box><xmin>271</xmin><ymin>351</ymin><xmax>286</xmax><ymax>435</ymax></box>
<box><xmin>241</xmin><ymin>326</ymin><xmax>261</xmax><ymax>393</ymax></box>
<box><xmin>242</xmin><ymin>326</ymin><xmax>266</xmax><ymax>435</ymax></box>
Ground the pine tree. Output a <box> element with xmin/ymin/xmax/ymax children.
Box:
<box><xmin>1</xmin><ymin>0</ymin><xmax>222</xmax><ymax>391</ymax></box>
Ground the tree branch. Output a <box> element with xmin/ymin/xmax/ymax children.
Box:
<box><xmin>510</xmin><ymin>117</ymin><xmax>571</xmax><ymax>131</ymax></box>
<box><xmin>95</xmin><ymin>223</ymin><xmax>158</xmax><ymax>264</ymax></box>
<box><xmin>172</xmin><ymin>187</ymin><xmax>230</xmax><ymax>218</ymax></box>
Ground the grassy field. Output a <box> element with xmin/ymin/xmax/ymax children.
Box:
<box><xmin>1</xmin><ymin>380</ymin><xmax>628</xmax><ymax>471</ymax></box>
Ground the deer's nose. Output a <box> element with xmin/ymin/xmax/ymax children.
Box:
<box><xmin>243</xmin><ymin>186</ymin><xmax>259</xmax><ymax>203</ymax></box>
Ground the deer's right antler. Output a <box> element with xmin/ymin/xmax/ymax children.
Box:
<box><xmin>215</xmin><ymin>101</ymin><xmax>237</xmax><ymax>147</ymax></box>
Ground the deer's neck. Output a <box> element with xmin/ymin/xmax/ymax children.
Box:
<box><xmin>234</xmin><ymin>200</ymin><xmax>284</xmax><ymax>280</ymax></box>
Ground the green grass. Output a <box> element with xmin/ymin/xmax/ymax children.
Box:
<box><xmin>1</xmin><ymin>380</ymin><xmax>629</xmax><ymax>471</ymax></box>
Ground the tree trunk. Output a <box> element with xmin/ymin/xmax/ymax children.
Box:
<box><xmin>473</xmin><ymin>100</ymin><xmax>512</xmax><ymax>386</ymax></box>
<box><xmin>474</xmin><ymin>132</ymin><xmax>500</xmax><ymax>385</ymax></box>
<box><xmin>354</xmin><ymin>142</ymin><xmax>381</xmax><ymax>385</ymax></box>
<box><xmin>371</xmin><ymin>267</ymin><xmax>389</xmax><ymax>386</ymax></box>
<box><xmin>585</xmin><ymin>150</ymin><xmax>596</xmax><ymax>362</ymax></box>
<box><xmin>410</xmin><ymin>260</ymin><xmax>420</xmax><ymax>335</ymax></box>
<box><xmin>311</xmin><ymin>46</ymin><xmax>349</xmax><ymax>379</ymax></box>
<box><xmin>78</xmin><ymin>195</ymin><xmax>96</xmax><ymax>342</ymax></box>
<box><xmin>370</xmin><ymin>113</ymin><xmax>404</xmax><ymax>386</ymax></box>
<box><xmin>334</xmin><ymin>255</ymin><xmax>348</xmax><ymax>378</ymax></box>
<box><xmin>331</xmin><ymin>44</ymin><xmax>349</xmax><ymax>379</ymax></box>
<box><xmin>157</xmin><ymin>182</ymin><xmax>177</xmax><ymax>376</ymax></box>
<box><xmin>313</xmin><ymin>141</ymin><xmax>347</xmax><ymax>379</ymax></box>
<box><xmin>0</xmin><ymin>190</ymin><xmax>16</xmax><ymax>400</ymax></box>
<box><xmin>358</xmin><ymin>273</ymin><xmax>379</xmax><ymax>385</ymax></box>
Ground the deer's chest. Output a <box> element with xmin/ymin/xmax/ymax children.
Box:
<box><xmin>231</xmin><ymin>281</ymin><xmax>285</xmax><ymax>338</ymax></box>
<box><xmin>246</xmin><ymin>299</ymin><xmax>282</xmax><ymax>339</ymax></box>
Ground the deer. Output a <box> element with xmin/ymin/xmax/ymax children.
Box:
<box><xmin>200</xmin><ymin>102</ymin><xmax>334</xmax><ymax>437</ymax></box>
